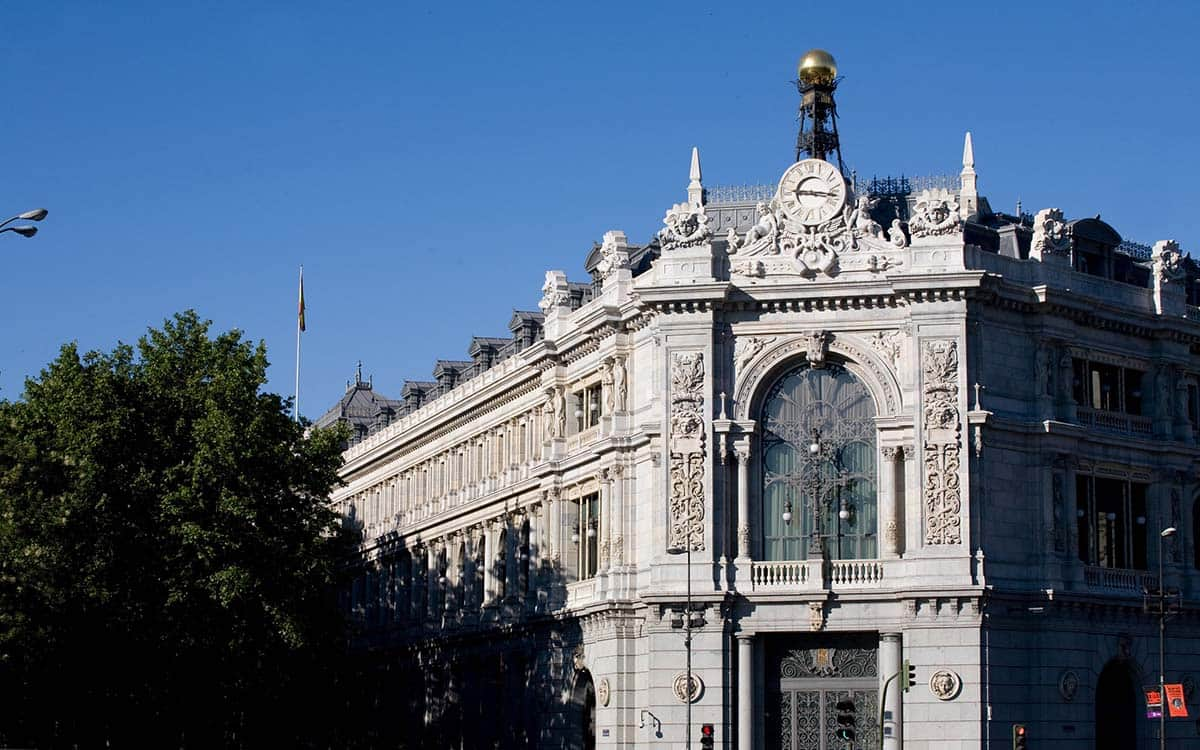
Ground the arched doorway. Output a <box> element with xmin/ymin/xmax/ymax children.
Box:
<box><xmin>1095</xmin><ymin>660</ymin><xmax>1137</xmax><ymax>750</ymax></box>
<box><xmin>570</xmin><ymin>670</ymin><xmax>596</xmax><ymax>750</ymax></box>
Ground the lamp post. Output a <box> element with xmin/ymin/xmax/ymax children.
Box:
<box><xmin>0</xmin><ymin>207</ymin><xmax>48</xmax><ymax>238</ymax></box>
<box><xmin>668</xmin><ymin>514</ymin><xmax>702</xmax><ymax>750</ymax></box>
<box><xmin>1158</xmin><ymin>526</ymin><xmax>1177</xmax><ymax>750</ymax></box>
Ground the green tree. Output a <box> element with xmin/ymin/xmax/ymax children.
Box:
<box><xmin>0</xmin><ymin>311</ymin><xmax>352</xmax><ymax>747</ymax></box>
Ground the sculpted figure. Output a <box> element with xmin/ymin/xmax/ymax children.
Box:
<box><xmin>611</xmin><ymin>356</ymin><xmax>627</xmax><ymax>411</ymax></box>
<box><xmin>848</xmin><ymin>195</ymin><xmax>883</xmax><ymax>240</ymax></box>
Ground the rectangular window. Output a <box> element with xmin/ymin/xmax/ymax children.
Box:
<box><xmin>1075</xmin><ymin>475</ymin><xmax>1149</xmax><ymax>569</ymax></box>
<box><xmin>576</xmin><ymin>492</ymin><xmax>600</xmax><ymax>580</ymax></box>
<box><xmin>571</xmin><ymin>384</ymin><xmax>604</xmax><ymax>433</ymax></box>
<box><xmin>1071</xmin><ymin>358</ymin><xmax>1145</xmax><ymax>415</ymax></box>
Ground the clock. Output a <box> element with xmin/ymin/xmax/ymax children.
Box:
<box><xmin>778</xmin><ymin>159</ymin><xmax>846</xmax><ymax>226</ymax></box>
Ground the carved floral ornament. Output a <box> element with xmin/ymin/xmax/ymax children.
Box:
<box><xmin>668</xmin><ymin>352</ymin><xmax>706</xmax><ymax>552</ymax></box>
<box><xmin>732</xmin><ymin>332</ymin><xmax>901</xmax><ymax>420</ymax></box>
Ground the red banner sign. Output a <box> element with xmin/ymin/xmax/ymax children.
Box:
<box><xmin>1166</xmin><ymin>683</ymin><xmax>1189</xmax><ymax>718</ymax></box>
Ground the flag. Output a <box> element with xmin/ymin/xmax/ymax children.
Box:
<box><xmin>298</xmin><ymin>267</ymin><xmax>306</xmax><ymax>332</ymax></box>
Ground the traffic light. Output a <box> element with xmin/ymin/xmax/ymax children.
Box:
<box><xmin>902</xmin><ymin>658</ymin><xmax>917</xmax><ymax>692</ymax></box>
<box><xmin>700</xmin><ymin>722</ymin><xmax>714</xmax><ymax>749</ymax></box>
<box><xmin>1012</xmin><ymin>723</ymin><xmax>1027</xmax><ymax>750</ymax></box>
<box><xmin>835</xmin><ymin>698</ymin><xmax>857</xmax><ymax>741</ymax></box>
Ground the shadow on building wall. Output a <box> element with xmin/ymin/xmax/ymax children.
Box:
<box><xmin>331</xmin><ymin>525</ymin><xmax>591</xmax><ymax>749</ymax></box>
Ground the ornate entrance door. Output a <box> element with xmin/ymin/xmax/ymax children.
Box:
<box><xmin>766</xmin><ymin>634</ymin><xmax>879</xmax><ymax>750</ymax></box>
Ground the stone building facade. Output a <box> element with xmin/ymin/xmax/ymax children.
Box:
<box><xmin>321</xmin><ymin>63</ymin><xmax>1200</xmax><ymax>749</ymax></box>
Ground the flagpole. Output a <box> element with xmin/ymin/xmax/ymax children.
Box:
<box><xmin>295</xmin><ymin>265</ymin><xmax>303</xmax><ymax>422</ymax></box>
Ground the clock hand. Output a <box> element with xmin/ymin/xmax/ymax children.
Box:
<box><xmin>795</xmin><ymin>189</ymin><xmax>834</xmax><ymax>197</ymax></box>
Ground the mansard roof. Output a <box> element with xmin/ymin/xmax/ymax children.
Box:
<box><xmin>313</xmin><ymin>379</ymin><xmax>402</xmax><ymax>432</ymax></box>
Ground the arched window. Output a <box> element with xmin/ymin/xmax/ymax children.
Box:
<box><xmin>760</xmin><ymin>362</ymin><xmax>877</xmax><ymax>561</ymax></box>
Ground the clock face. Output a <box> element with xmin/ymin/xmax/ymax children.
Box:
<box><xmin>778</xmin><ymin>159</ymin><xmax>846</xmax><ymax>226</ymax></box>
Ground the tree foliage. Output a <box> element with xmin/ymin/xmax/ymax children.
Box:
<box><xmin>0</xmin><ymin>311</ymin><xmax>351</xmax><ymax>746</ymax></box>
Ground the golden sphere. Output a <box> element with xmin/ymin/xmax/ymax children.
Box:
<box><xmin>797</xmin><ymin>49</ymin><xmax>838</xmax><ymax>85</ymax></box>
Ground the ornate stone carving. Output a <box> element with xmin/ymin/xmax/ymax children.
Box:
<box><xmin>929</xmin><ymin>670</ymin><xmax>961</xmax><ymax>701</ymax></box>
<box><xmin>1152</xmin><ymin>239</ymin><xmax>1185</xmax><ymax>284</ymax></box>
<box><xmin>884</xmin><ymin>520</ymin><xmax>899</xmax><ymax>551</ymax></box>
<box><xmin>738</xmin><ymin>523</ymin><xmax>751</xmax><ymax>552</ymax></box>
<box><xmin>804</xmin><ymin>330</ymin><xmax>831</xmax><ymax>368</ymax></box>
<box><xmin>909</xmin><ymin>189</ymin><xmax>961</xmax><ymax>238</ymax></box>
<box><xmin>658</xmin><ymin>202</ymin><xmax>711</xmax><ymax>251</ymax></box>
<box><xmin>596</xmin><ymin>677</ymin><xmax>611</xmax><ymax>707</ymax></box>
<box><xmin>1030</xmin><ymin>208</ymin><xmax>1070</xmax><ymax>259</ymax></box>
<box><xmin>725</xmin><ymin>165</ymin><xmax>903</xmax><ymax>279</ymax></box>
<box><xmin>611</xmin><ymin>355</ymin><xmax>627</xmax><ymax>412</ymax></box>
<box><xmin>672</xmin><ymin>672</ymin><xmax>703</xmax><ymax>703</ymax></box>
<box><xmin>888</xmin><ymin>218</ymin><xmax>908</xmax><ymax>248</ymax></box>
<box><xmin>543</xmin><ymin>386</ymin><xmax>566</xmax><ymax>439</ymax></box>
<box><xmin>612</xmin><ymin>534</ymin><xmax>624</xmax><ymax>564</ymax></box>
<box><xmin>596</xmin><ymin>230</ymin><xmax>630</xmax><ymax>280</ymax></box>
<box><xmin>539</xmin><ymin>270</ymin><xmax>570</xmax><ymax>312</ymax></box>
<box><xmin>734</xmin><ymin>335</ymin><xmax>775</xmax><ymax>376</ymax></box>
<box><xmin>733</xmin><ymin>333</ymin><xmax>900</xmax><ymax>419</ymax></box>
<box><xmin>669</xmin><ymin>352</ymin><xmax>706</xmax><ymax>552</ymax></box>
<box><xmin>867</xmin><ymin>330</ymin><xmax>901</xmax><ymax>367</ymax></box>
<box><xmin>848</xmin><ymin>195</ymin><xmax>884</xmax><ymax>245</ymax></box>
<box><xmin>1058</xmin><ymin>670</ymin><xmax>1079</xmax><ymax>702</ymax></box>
<box><xmin>808</xmin><ymin>601</ymin><xmax>826</xmax><ymax>632</ymax></box>
<box><xmin>778</xmin><ymin>642</ymin><xmax>878</xmax><ymax>678</ymax></box>
<box><xmin>923</xmin><ymin>340</ymin><xmax>962</xmax><ymax>545</ymax></box>
<box><xmin>572</xmin><ymin>645</ymin><xmax>587</xmax><ymax>672</ymax></box>
<box><xmin>1035</xmin><ymin>343</ymin><xmax>1054</xmax><ymax>398</ymax></box>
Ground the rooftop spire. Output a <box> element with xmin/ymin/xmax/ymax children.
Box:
<box><xmin>687</xmin><ymin>146</ymin><xmax>704</xmax><ymax>208</ymax></box>
<box><xmin>959</xmin><ymin>131</ymin><xmax>978</xmax><ymax>219</ymax></box>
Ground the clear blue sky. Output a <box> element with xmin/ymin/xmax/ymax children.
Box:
<box><xmin>4</xmin><ymin>0</ymin><xmax>1198</xmax><ymax>417</ymax></box>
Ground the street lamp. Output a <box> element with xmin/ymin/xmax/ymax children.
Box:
<box><xmin>1157</xmin><ymin>526</ymin><xmax>1177</xmax><ymax>750</ymax></box>
<box><xmin>0</xmin><ymin>207</ymin><xmax>48</xmax><ymax>238</ymax></box>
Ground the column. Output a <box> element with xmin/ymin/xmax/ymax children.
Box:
<box><xmin>610</xmin><ymin>463</ymin><xmax>625</xmax><ymax>566</ymax></box>
<box><xmin>880</xmin><ymin>446</ymin><xmax>900</xmax><ymax>557</ymax></box>
<box><xmin>880</xmin><ymin>632</ymin><xmax>903</xmax><ymax>749</ymax></box>
<box><xmin>483</xmin><ymin>523</ymin><xmax>496</xmax><ymax>605</ymax></box>
<box><xmin>599</xmin><ymin>469</ymin><xmax>611</xmax><ymax>570</ymax></box>
<box><xmin>737</xmin><ymin>634</ymin><xmax>754</xmax><ymax>750</ymax></box>
<box><xmin>901</xmin><ymin>444</ymin><xmax>920</xmax><ymax>552</ymax></box>
<box><xmin>547</xmin><ymin>488</ymin><xmax>561</xmax><ymax>567</ymax></box>
<box><xmin>425</xmin><ymin>544</ymin><xmax>438</xmax><ymax>622</ymax></box>
<box><xmin>734</xmin><ymin>440</ymin><xmax>752</xmax><ymax>560</ymax></box>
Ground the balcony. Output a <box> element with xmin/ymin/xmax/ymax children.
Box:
<box><xmin>1075</xmin><ymin>407</ymin><xmax>1153</xmax><ymax>436</ymax></box>
<box><xmin>1083</xmin><ymin>565</ymin><xmax>1157</xmax><ymax>593</ymax></box>
<box><xmin>749</xmin><ymin>558</ymin><xmax>885</xmax><ymax>591</ymax></box>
